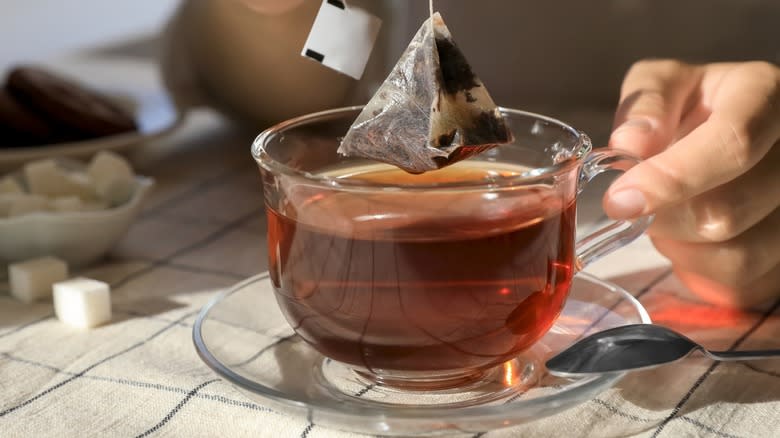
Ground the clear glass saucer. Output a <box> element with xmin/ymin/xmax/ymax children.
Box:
<box><xmin>193</xmin><ymin>272</ymin><xmax>650</xmax><ymax>436</ymax></box>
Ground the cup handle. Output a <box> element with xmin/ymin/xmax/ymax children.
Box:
<box><xmin>575</xmin><ymin>149</ymin><xmax>654</xmax><ymax>270</ymax></box>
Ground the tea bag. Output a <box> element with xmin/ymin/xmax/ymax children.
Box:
<box><xmin>338</xmin><ymin>12</ymin><xmax>512</xmax><ymax>174</ymax></box>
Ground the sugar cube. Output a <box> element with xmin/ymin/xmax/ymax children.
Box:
<box><xmin>79</xmin><ymin>201</ymin><xmax>109</xmax><ymax>212</ymax></box>
<box><xmin>0</xmin><ymin>193</ymin><xmax>20</xmax><ymax>217</ymax></box>
<box><xmin>0</xmin><ymin>176</ymin><xmax>24</xmax><ymax>194</ymax></box>
<box><xmin>7</xmin><ymin>194</ymin><xmax>49</xmax><ymax>217</ymax></box>
<box><xmin>24</xmin><ymin>160</ymin><xmax>98</xmax><ymax>200</ymax></box>
<box><xmin>9</xmin><ymin>257</ymin><xmax>69</xmax><ymax>303</ymax></box>
<box><xmin>53</xmin><ymin>277</ymin><xmax>112</xmax><ymax>329</ymax></box>
<box><xmin>24</xmin><ymin>159</ymin><xmax>65</xmax><ymax>197</ymax></box>
<box><xmin>63</xmin><ymin>171</ymin><xmax>98</xmax><ymax>200</ymax></box>
<box><xmin>100</xmin><ymin>178</ymin><xmax>135</xmax><ymax>207</ymax></box>
<box><xmin>87</xmin><ymin>151</ymin><xmax>135</xmax><ymax>206</ymax></box>
<box><xmin>49</xmin><ymin>196</ymin><xmax>83</xmax><ymax>213</ymax></box>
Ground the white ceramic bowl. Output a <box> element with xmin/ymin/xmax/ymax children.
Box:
<box><xmin>0</xmin><ymin>177</ymin><xmax>154</xmax><ymax>268</ymax></box>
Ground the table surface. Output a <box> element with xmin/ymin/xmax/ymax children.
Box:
<box><xmin>1</xmin><ymin>56</ymin><xmax>779</xmax><ymax>438</ymax></box>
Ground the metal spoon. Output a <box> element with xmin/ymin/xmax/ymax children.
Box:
<box><xmin>545</xmin><ymin>324</ymin><xmax>780</xmax><ymax>377</ymax></box>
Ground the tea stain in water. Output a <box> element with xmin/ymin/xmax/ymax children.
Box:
<box><xmin>267</xmin><ymin>161</ymin><xmax>576</xmax><ymax>377</ymax></box>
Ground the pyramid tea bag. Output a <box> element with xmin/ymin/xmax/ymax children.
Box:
<box><xmin>338</xmin><ymin>12</ymin><xmax>512</xmax><ymax>174</ymax></box>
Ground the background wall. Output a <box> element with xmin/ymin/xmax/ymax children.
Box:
<box><xmin>0</xmin><ymin>0</ymin><xmax>180</xmax><ymax>69</ymax></box>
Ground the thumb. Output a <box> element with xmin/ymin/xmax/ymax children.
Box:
<box><xmin>603</xmin><ymin>60</ymin><xmax>702</xmax><ymax>220</ymax></box>
<box><xmin>608</xmin><ymin>59</ymin><xmax>702</xmax><ymax>159</ymax></box>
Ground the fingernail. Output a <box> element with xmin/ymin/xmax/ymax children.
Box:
<box><xmin>614</xmin><ymin>118</ymin><xmax>654</xmax><ymax>134</ymax></box>
<box><xmin>607</xmin><ymin>188</ymin><xmax>647</xmax><ymax>219</ymax></box>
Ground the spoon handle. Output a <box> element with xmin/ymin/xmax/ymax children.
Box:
<box><xmin>706</xmin><ymin>349</ymin><xmax>780</xmax><ymax>361</ymax></box>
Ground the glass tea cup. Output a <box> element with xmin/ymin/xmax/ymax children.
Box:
<box><xmin>252</xmin><ymin>106</ymin><xmax>652</xmax><ymax>390</ymax></box>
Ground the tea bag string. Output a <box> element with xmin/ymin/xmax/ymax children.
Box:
<box><xmin>429</xmin><ymin>0</ymin><xmax>435</xmax><ymax>36</ymax></box>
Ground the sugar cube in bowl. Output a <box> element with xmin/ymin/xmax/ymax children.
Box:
<box><xmin>0</xmin><ymin>176</ymin><xmax>23</xmax><ymax>194</ymax></box>
<box><xmin>88</xmin><ymin>151</ymin><xmax>135</xmax><ymax>206</ymax></box>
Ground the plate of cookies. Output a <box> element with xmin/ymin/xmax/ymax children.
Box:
<box><xmin>0</xmin><ymin>63</ymin><xmax>181</xmax><ymax>170</ymax></box>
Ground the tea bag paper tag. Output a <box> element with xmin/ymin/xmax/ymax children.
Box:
<box><xmin>301</xmin><ymin>0</ymin><xmax>382</xmax><ymax>80</ymax></box>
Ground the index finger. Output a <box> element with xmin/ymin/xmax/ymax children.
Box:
<box><xmin>609</xmin><ymin>59</ymin><xmax>702</xmax><ymax>159</ymax></box>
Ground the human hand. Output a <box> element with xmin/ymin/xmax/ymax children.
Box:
<box><xmin>237</xmin><ymin>0</ymin><xmax>306</xmax><ymax>15</ymax></box>
<box><xmin>605</xmin><ymin>60</ymin><xmax>780</xmax><ymax>308</ymax></box>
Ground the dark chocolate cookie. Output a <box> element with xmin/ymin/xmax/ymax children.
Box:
<box><xmin>7</xmin><ymin>66</ymin><xmax>138</xmax><ymax>138</ymax></box>
<box><xmin>0</xmin><ymin>88</ymin><xmax>58</xmax><ymax>146</ymax></box>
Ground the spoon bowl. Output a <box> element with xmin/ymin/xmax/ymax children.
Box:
<box><xmin>545</xmin><ymin>324</ymin><xmax>780</xmax><ymax>377</ymax></box>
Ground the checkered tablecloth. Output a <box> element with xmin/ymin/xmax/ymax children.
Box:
<box><xmin>1</xmin><ymin>102</ymin><xmax>779</xmax><ymax>438</ymax></box>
